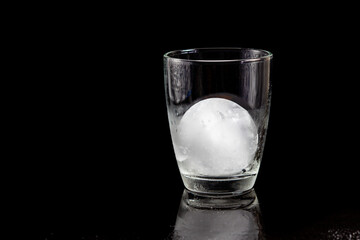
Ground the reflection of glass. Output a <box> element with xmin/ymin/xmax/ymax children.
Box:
<box><xmin>171</xmin><ymin>189</ymin><xmax>264</xmax><ymax>240</ymax></box>
<box><xmin>164</xmin><ymin>48</ymin><xmax>272</xmax><ymax>195</ymax></box>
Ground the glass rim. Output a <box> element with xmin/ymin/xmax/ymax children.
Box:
<box><xmin>164</xmin><ymin>47</ymin><xmax>273</xmax><ymax>63</ymax></box>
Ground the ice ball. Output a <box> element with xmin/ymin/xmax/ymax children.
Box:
<box><xmin>175</xmin><ymin>98</ymin><xmax>258</xmax><ymax>176</ymax></box>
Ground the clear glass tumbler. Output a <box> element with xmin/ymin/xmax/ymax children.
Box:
<box><xmin>164</xmin><ymin>48</ymin><xmax>272</xmax><ymax>195</ymax></box>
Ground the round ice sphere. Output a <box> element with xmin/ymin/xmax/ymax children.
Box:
<box><xmin>175</xmin><ymin>98</ymin><xmax>258</xmax><ymax>176</ymax></box>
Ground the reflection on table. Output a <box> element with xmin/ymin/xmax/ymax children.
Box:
<box><xmin>170</xmin><ymin>189</ymin><xmax>264</xmax><ymax>240</ymax></box>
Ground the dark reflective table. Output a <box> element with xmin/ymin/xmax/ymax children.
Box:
<box><xmin>39</xmin><ymin>185</ymin><xmax>360</xmax><ymax>240</ymax></box>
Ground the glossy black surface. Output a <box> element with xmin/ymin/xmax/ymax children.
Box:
<box><xmin>12</xmin><ymin>5</ymin><xmax>359</xmax><ymax>239</ymax></box>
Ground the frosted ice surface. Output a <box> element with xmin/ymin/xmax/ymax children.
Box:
<box><xmin>175</xmin><ymin>98</ymin><xmax>258</xmax><ymax>176</ymax></box>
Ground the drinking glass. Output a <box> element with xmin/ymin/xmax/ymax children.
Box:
<box><xmin>164</xmin><ymin>48</ymin><xmax>272</xmax><ymax>195</ymax></box>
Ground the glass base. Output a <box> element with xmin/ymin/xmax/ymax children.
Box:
<box><xmin>181</xmin><ymin>173</ymin><xmax>257</xmax><ymax>196</ymax></box>
<box><xmin>182</xmin><ymin>187</ymin><xmax>257</xmax><ymax>209</ymax></box>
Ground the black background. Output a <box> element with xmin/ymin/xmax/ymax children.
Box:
<box><xmin>9</xmin><ymin>3</ymin><xmax>359</xmax><ymax>239</ymax></box>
